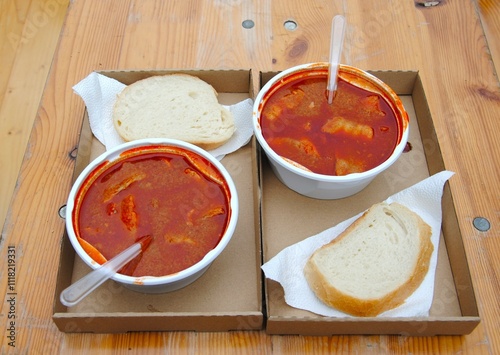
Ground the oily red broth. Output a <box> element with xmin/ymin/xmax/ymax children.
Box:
<box><xmin>260</xmin><ymin>74</ymin><xmax>399</xmax><ymax>176</ymax></box>
<box><xmin>75</xmin><ymin>147</ymin><xmax>230</xmax><ymax>277</ymax></box>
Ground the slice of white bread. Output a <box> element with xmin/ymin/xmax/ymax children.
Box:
<box><xmin>304</xmin><ymin>202</ymin><xmax>433</xmax><ymax>317</ymax></box>
<box><xmin>113</xmin><ymin>74</ymin><xmax>235</xmax><ymax>150</ymax></box>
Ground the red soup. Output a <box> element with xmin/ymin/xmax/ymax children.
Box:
<box><xmin>260</xmin><ymin>75</ymin><xmax>399</xmax><ymax>176</ymax></box>
<box><xmin>74</xmin><ymin>146</ymin><xmax>231</xmax><ymax>277</ymax></box>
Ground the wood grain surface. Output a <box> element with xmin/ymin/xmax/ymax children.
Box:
<box><xmin>0</xmin><ymin>0</ymin><xmax>68</xmax><ymax>232</ymax></box>
<box><xmin>0</xmin><ymin>0</ymin><xmax>499</xmax><ymax>353</ymax></box>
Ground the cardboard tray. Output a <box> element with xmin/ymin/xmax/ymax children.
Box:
<box><xmin>52</xmin><ymin>69</ymin><xmax>264</xmax><ymax>333</ymax></box>
<box><xmin>259</xmin><ymin>70</ymin><xmax>480</xmax><ymax>336</ymax></box>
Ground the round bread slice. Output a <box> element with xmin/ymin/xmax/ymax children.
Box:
<box><xmin>113</xmin><ymin>74</ymin><xmax>235</xmax><ymax>150</ymax></box>
<box><xmin>304</xmin><ymin>202</ymin><xmax>433</xmax><ymax>317</ymax></box>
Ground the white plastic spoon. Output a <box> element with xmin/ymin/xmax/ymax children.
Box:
<box><xmin>327</xmin><ymin>15</ymin><xmax>346</xmax><ymax>104</ymax></box>
<box><xmin>60</xmin><ymin>235</ymin><xmax>153</xmax><ymax>307</ymax></box>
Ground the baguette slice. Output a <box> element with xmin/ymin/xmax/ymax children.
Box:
<box><xmin>113</xmin><ymin>74</ymin><xmax>235</xmax><ymax>150</ymax></box>
<box><xmin>304</xmin><ymin>202</ymin><xmax>433</xmax><ymax>317</ymax></box>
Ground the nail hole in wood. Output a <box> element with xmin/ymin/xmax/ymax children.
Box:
<box><xmin>242</xmin><ymin>19</ymin><xmax>254</xmax><ymax>29</ymax></box>
<box><xmin>58</xmin><ymin>205</ymin><xmax>67</xmax><ymax>219</ymax></box>
<box><xmin>415</xmin><ymin>1</ymin><xmax>442</xmax><ymax>7</ymax></box>
<box><xmin>473</xmin><ymin>217</ymin><xmax>490</xmax><ymax>232</ymax></box>
<box><xmin>69</xmin><ymin>146</ymin><xmax>78</xmax><ymax>160</ymax></box>
<box><xmin>284</xmin><ymin>20</ymin><xmax>298</xmax><ymax>31</ymax></box>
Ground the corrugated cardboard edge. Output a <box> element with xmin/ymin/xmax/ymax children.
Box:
<box><xmin>101</xmin><ymin>69</ymin><xmax>252</xmax><ymax>94</ymax></box>
<box><xmin>265</xmin><ymin>315</ymin><xmax>480</xmax><ymax>336</ymax></box>
<box><xmin>411</xmin><ymin>73</ymin><xmax>479</xmax><ymax>319</ymax></box>
<box><xmin>259</xmin><ymin>70</ymin><xmax>480</xmax><ymax>336</ymax></box>
<box><xmin>52</xmin><ymin>68</ymin><xmax>264</xmax><ymax>333</ymax></box>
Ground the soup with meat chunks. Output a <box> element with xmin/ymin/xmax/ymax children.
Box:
<box><xmin>260</xmin><ymin>75</ymin><xmax>399</xmax><ymax>176</ymax></box>
<box><xmin>73</xmin><ymin>146</ymin><xmax>231</xmax><ymax>277</ymax></box>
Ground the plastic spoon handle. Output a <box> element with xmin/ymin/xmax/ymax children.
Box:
<box><xmin>327</xmin><ymin>15</ymin><xmax>346</xmax><ymax>104</ymax></box>
<box><xmin>60</xmin><ymin>235</ymin><xmax>152</xmax><ymax>307</ymax></box>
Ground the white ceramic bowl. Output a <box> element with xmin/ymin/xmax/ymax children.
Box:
<box><xmin>253</xmin><ymin>63</ymin><xmax>409</xmax><ymax>199</ymax></box>
<box><xmin>65</xmin><ymin>138</ymin><xmax>238</xmax><ymax>293</ymax></box>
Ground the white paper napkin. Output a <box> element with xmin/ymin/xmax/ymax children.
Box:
<box><xmin>261</xmin><ymin>170</ymin><xmax>454</xmax><ymax>318</ymax></box>
<box><xmin>73</xmin><ymin>72</ymin><xmax>254</xmax><ymax>160</ymax></box>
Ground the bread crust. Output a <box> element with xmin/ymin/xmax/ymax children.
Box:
<box><xmin>304</xmin><ymin>202</ymin><xmax>433</xmax><ymax>317</ymax></box>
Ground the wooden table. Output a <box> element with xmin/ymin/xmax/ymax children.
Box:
<box><xmin>1</xmin><ymin>0</ymin><xmax>499</xmax><ymax>353</ymax></box>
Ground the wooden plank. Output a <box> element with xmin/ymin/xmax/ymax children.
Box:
<box><xmin>475</xmin><ymin>0</ymin><xmax>500</xmax><ymax>76</ymax></box>
<box><xmin>404</xmin><ymin>2</ymin><xmax>500</xmax><ymax>351</ymax></box>
<box><xmin>0</xmin><ymin>0</ymin><xmax>30</xmax><ymax>101</ymax></box>
<box><xmin>0</xmin><ymin>0</ymin><xmax>69</xmax><ymax>232</ymax></box>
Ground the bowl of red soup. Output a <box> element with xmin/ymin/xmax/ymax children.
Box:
<box><xmin>65</xmin><ymin>138</ymin><xmax>238</xmax><ymax>293</ymax></box>
<box><xmin>253</xmin><ymin>63</ymin><xmax>409</xmax><ymax>199</ymax></box>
